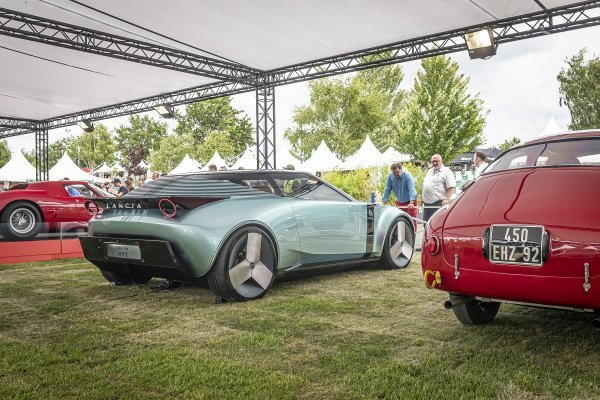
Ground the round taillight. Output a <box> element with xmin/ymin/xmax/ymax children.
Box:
<box><xmin>426</xmin><ymin>235</ymin><xmax>440</xmax><ymax>255</ymax></box>
<box><xmin>84</xmin><ymin>199</ymin><xmax>100</xmax><ymax>216</ymax></box>
<box><xmin>158</xmin><ymin>198</ymin><xmax>177</xmax><ymax>218</ymax></box>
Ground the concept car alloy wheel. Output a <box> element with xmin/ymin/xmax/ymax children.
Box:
<box><xmin>382</xmin><ymin>217</ymin><xmax>415</xmax><ymax>269</ymax></box>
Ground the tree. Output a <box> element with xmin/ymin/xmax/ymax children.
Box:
<box><xmin>0</xmin><ymin>139</ymin><xmax>10</xmax><ymax>167</ymax></box>
<box><xmin>397</xmin><ymin>55</ymin><xmax>487</xmax><ymax>162</ymax></box>
<box><xmin>149</xmin><ymin>133</ymin><xmax>195</xmax><ymax>173</ymax></box>
<box><xmin>70</xmin><ymin>124</ymin><xmax>116</xmax><ymax>170</ymax></box>
<box><xmin>285</xmin><ymin>65</ymin><xmax>405</xmax><ymax>160</ymax></box>
<box><xmin>557</xmin><ymin>49</ymin><xmax>600</xmax><ymax>130</ymax></box>
<box><xmin>49</xmin><ymin>138</ymin><xmax>75</xmax><ymax>167</ymax></box>
<box><xmin>196</xmin><ymin>131</ymin><xmax>236</xmax><ymax>165</ymax></box>
<box><xmin>115</xmin><ymin>114</ymin><xmax>168</xmax><ymax>171</ymax></box>
<box><xmin>175</xmin><ymin>97</ymin><xmax>254</xmax><ymax>159</ymax></box>
<box><xmin>499</xmin><ymin>137</ymin><xmax>521</xmax><ymax>151</ymax></box>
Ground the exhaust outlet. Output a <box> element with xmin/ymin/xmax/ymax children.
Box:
<box><xmin>592</xmin><ymin>318</ymin><xmax>600</xmax><ymax>331</ymax></box>
<box><xmin>443</xmin><ymin>296</ymin><xmax>473</xmax><ymax>310</ymax></box>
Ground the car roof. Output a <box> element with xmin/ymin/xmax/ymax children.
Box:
<box><xmin>524</xmin><ymin>130</ymin><xmax>600</xmax><ymax>146</ymax></box>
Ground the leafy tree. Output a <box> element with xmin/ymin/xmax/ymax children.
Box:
<box><xmin>557</xmin><ymin>49</ymin><xmax>600</xmax><ymax>130</ymax></box>
<box><xmin>0</xmin><ymin>139</ymin><xmax>10</xmax><ymax>167</ymax></box>
<box><xmin>49</xmin><ymin>138</ymin><xmax>75</xmax><ymax>167</ymax></box>
<box><xmin>149</xmin><ymin>133</ymin><xmax>195</xmax><ymax>173</ymax></box>
<box><xmin>115</xmin><ymin>114</ymin><xmax>168</xmax><ymax>168</ymax></box>
<box><xmin>499</xmin><ymin>137</ymin><xmax>521</xmax><ymax>151</ymax></box>
<box><xmin>70</xmin><ymin>124</ymin><xmax>116</xmax><ymax>170</ymax></box>
<box><xmin>285</xmin><ymin>65</ymin><xmax>405</xmax><ymax>160</ymax></box>
<box><xmin>397</xmin><ymin>56</ymin><xmax>486</xmax><ymax>162</ymax></box>
<box><xmin>122</xmin><ymin>143</ymin><xmax>149</xmax><ymax>177</ymax></box>
<box><xmin>175</xmin><ymin>97</ymin><xmax>254</xmax><ymax>158</ymax></box>
<box><xmin>22</xmin><ymin>149</ymin><xmax>35</xmax><ymax>165</ymax></box>
<box><xmin>196</xmin><ymin>131</ymin><xmax>236</xmax><ymax>165</ymax></box>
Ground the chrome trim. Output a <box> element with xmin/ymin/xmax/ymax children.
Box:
<box><xmin>475</xmin><ymin>297</ymin><xmax>595</xmax><ymax>313</ymax></box>
<box><xmin>584</xmin><ymin>262</ymin><xmax>591</xmax><ymax>293</ymax></box>
<box><xmin>454</xmin><ymin>253</ymin><xmax>460</xmax><ymax>279</ymax></box>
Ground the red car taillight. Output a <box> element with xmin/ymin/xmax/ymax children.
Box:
<box><xmin>425</xmin><ymin>235</ymin><xmax>440</xmax><ymax>255</ymax></box>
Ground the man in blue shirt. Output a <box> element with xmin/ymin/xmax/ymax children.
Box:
<box><xmin>381</xmin><ymin>163</ymin><xmax>418</xmax><ymax>229</ymax></box>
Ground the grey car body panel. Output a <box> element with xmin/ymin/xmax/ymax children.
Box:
<box><xmin>86</xmin><ymin>171</ymin><xmax>410</xmax><ymax>278</ymax></box>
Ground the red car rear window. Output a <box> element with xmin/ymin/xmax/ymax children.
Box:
<box><xmin>486</xmin><ymin>138</ymin><xmax>600</xmax><ymax>173</ymax></box>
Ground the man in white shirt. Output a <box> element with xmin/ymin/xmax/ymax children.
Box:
<box><xmin>422</xmin><ymin>154</ymin><xmax>456</xmax><ymax>222</ymax></box>
<box><xmin>473</xmin><ymin>150</ymin><xmax>489</xmax><ymax>178</ymax></box>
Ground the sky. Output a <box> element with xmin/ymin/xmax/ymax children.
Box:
<box><xmin>5</xmin><ymin>25</ymin><xmax>600</xmax><ymax>154</ymax></box>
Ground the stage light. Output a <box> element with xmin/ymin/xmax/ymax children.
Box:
<box><xmin>77</xmin><ymin>119</ymin><xmax>94</xmax><ymax>132</ymax></box>
<box><xmin>154</xmin><ymin>104</ymin><xmax>175</xmax><ymax>119</ymax></box>
<box><xmin>464</xmin><ymin>27</ymin><xmax>496</xmax><ymax>59</ymax></box>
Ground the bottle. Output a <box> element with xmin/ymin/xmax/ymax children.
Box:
<box><xmin>370</xmin><ymin>192</ymin><xmax>375</xmax><ymax>203</ymax></box>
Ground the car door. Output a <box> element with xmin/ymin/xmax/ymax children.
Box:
<box><xmin>271</xmin><ymin>173</ymin><xmax>368</xmax><ymax>265</ymax></box>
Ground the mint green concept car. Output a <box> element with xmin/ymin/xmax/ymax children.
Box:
<box><xmin>80</xmin><ymin>171</ymin><xmax>415</xmax><ymax>301</ymax></box>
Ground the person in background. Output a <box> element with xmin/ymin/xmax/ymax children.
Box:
<box><xmin>219</xmin><ymin>166</ymin><xmax>227</xmax><ymax>171</ymax></box>
<box><xmin>151</xmin><ymin>171</ymin><xmax>160</xmax><ymax>180</ymax></box>
<box><xmin>138</xmin><ymin>177</ymin><xmax>146</xmax><ymax>186</ymax></box>
<box><xmin>61</xmin><ymin>177</ymin><xmax>81</xmax><ymax>196</ymax></box>
<box><xmin>283</xmin><ymin>164</ymin><xmax>295</xmax><ymax>170</ymax></box>
<box><xmin>208</xmin><ymin>164</ymin><xmax>217</xmax><ymax>172</ymax></box>
<box><xmin>473</xmin><ymin>150</ymin><xmax>489</xmax><ymax>178</ymax></box>
<box><xmin>124</xmin><ymin>178</ymin><xmax>135</xmax><ymax>192</ymax></box>
<box><xmin>108</xmin><ymin>178</ymin><xmax>128</xmax><ymax>197</ymax></box>
<box><xmin>381</xmin><ymin>163</ymin><xmax>418</xmax><ymax>229</ymax></box>
<box><xmin>421</xmin><ymin>154</ymin><xmax>456</xmax><ymax>222</ymax></box>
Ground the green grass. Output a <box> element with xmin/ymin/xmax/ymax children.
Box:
<box><xmin>1</xmin><ymin>257</ymin><xmax>599</xmax><ymax>399</ymax></box>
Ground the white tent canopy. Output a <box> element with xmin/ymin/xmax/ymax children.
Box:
<box><xmin>382</xmin><ymin>147</ymin><xmax>411</xmax><ymax>164</ymax></box>
<box><xmin>301</xmin><ymin>140</ymin><xmax>344</xmax><ymax>174</ymax></box>
<box><xmin>343</xmin><ymin>135</ymin><xmax>384</xmax><ymax>170</ymax></box>
<box><xmin>111</xmin><ymin>162</ymin><xmax>126</xmax><ymax>172</ymax></box>
<box><xmin>93</xmin><ymin>162</ymin><xmax>111</xmax><ymax>174</ymax></box>
<box><xmin>231</xmin><ymin>147</ymin><xmax>257</xmax><ymax>170</ymax></box>
<box><xmin>276</xmin><ymin>146</ymin><xmax>302</xmax><ymax>170</ymax></box>
<box><xmin>49</xmin><ymin>152</ymin><xmax>108</xmax><ymax>182</ymax></box>
<box><xmin>0</xmin><ymin>150</ymin><xmax>37</xmax><ymax>182</ymax></box>
<box><xmin>539</xmin><ymin>116</ymin><xmax>564</xmax><ymax>137</ymax></box>
<box><xmin>201</xmin><ymin>151</ymin><xmax>228</xmax><ymax>171</ymax></box>
<box><xmin>168</xmin><ymin>154</ymin><xmax>201</xmax><ymax>175</ymax></box>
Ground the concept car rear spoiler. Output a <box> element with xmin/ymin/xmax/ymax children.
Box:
<box><xmin>84</xmin><ymin>196</ymin><xmax>226</xmax><ymax>217</ymax></box>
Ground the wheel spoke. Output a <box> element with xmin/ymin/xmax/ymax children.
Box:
<box><xmin>397</xmin><ymin>221</ymin><xmax>405</xmax><ymax>243</ymax></box>
<box><xmin>245</xmin><ymin>232</ymin><xmax>262</xmax><ymax>263</ymax></box>
<box><xmin>389</xmin><ymin>240</ymin><xmax>403</xmax><ymax>260</ymax></box>
<box><xmin>229</xmin><ymin>260</ymin><xmax>252</xmax><ymax>289</ymax></box>
<box><xmin>401</xmin><ymin>242</ymin><xmax>413</xmax><ymax>259</ymax></box>
<box><xmin>251</xmin><ymin>261</ymin><xmax>273</xmax><ymax>290</ymax></box>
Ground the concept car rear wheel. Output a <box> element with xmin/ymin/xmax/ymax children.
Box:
<box><xmin>208</xmin><ymin>226</ymin><xmax>277</xmax><ymax>302</ymax></box>
<box><xmin>451</xmin><ymin>295</ymin><xmax>501</xmax><ymax>325</ymax></box>
<box><xmin>381</xmin><ymin>217</ymin><xmax>415</xmax><ymax>269</ymax></box>
<box><xmin>0</xmin><ymin>201</ymin><xmax>43</xmax><ymax>240</ymax></box>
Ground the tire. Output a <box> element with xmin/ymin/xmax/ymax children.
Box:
<box><xmin>97</xmin><ymin>264</ymin><xmax>152</xmax><ymax>286</ymax></box>
<box><xmin>451</xmin><ymin>295</ymin><xmax>501</xmax><ymax>325</ymax></box>
<box><xmin>381</xmin><ymin>216</ymin><xmax>415</xmax><ymax>269</ymax></box>
<box><xmin>0</xmin><ymin>201</ymin><xmax>43</xmax><ymax>240</ymax></box>
<box><xmin>207</xmin><ymin>226</ymin><xmax>277</xmax><ymax>302</ymax></box>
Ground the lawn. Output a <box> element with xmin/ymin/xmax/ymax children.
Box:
<box><xmin>1</xmin><ymin>256</ymin><xmax>599</xmax><ymax>399</ymax></box>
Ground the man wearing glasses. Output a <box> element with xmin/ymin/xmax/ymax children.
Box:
<box><xmin>422</xmin><ymin>154</ymin><xmax>456</xmax><ymax>222</ymax></box>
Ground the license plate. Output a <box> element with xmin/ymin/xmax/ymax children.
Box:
<box><xmin>106</xmin><ymin>243</ymin><xmax>141</xmax><ymax>260</ymax></box>
<box><xmin>489</xmin><ymin>225</ymin><xmax>544</xmax><ymax>266</ymax></box>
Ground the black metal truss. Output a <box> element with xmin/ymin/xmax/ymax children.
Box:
<box><xmin>268</xmin><ymin>1</ymin><xmax>600</xmax><ymax>85</ymax></box>
<box><xmin>255</xmin><ymin>81</ymin><xmax>276</xmax><ymax>169</ymax></box>
<box><xmin>0</xmin><ymin>7</ymin><xmax>258</xmax><ymax>84</ymax></box>
<box><xmin>35</xmin><ymin>125</ymin><xmax>49</xmax><ymax>181</ymax></box>
<box><xmin>0</xmin><ymin>81</ymin><xmax>256</xmax><ymax>138</ymax></box>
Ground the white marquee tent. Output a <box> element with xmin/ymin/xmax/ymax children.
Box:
<box><xmin>201</xmin><ymin>151</ymin><xmax>228</xmax><ymax>171</ymax></box>
<box><xmin>0</xmin><ymin>150</ymin><xmax>37</xmax><ymax>183</ymax></box>
<box><xmin>343</xmin><ymin>136</ymin><xmax>384</xmax><ymax>170</ymax></box>
<box><xmin>382</xmin><ymin>147</ymin><xmax>411</xmax><ymax>164</ymax></box>
<box><xmin>93</xmin><ymin>162</ymin><xmax>111</xmax><ymax>175</ymax></box>
<box><xmin>49</xmin><ymin>152</ymin><xmax>108</xmax><ymax>182</ymax></box>
<box><xmin>168</xmin><ymin>154</ymin><xmax>201</xmax><ymax>175</ymax></box>
<box><xmin>301</xmin><ymin>140</ymin><xmax>344</xmax><ymax>174</ymax></box>
<box><xmin>276</xmin><ymin>146</ymin><xmax>302</xmax><ymax>170</ymax></box>
<box><xmin>231</xmin><ymin>147</ymin><xmax>257</xmax><ymax>170</ymax></box>
<box><xmin>539</xmin><ymin>116</ymin><xmax>564</xmax><ymax>137</ymax></box>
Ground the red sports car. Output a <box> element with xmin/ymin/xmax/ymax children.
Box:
<box><xmin>0</xmin><ymin>181</ymin><xmax>109</xmax><ymax>240</ymax></box>
<box><xmin>422</xmin><ymin>130</ymin><xmax>600</xmax><ymax>327</ymax></box>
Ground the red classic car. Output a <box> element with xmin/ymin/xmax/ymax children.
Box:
<box><xmin>422</xmin><ymin>130</ymin><xmax>600</xmax><ymax>327</ymax></box>
<box><xmin>0</xmin><ymin>181</ymin><xmax>109</xmax><ymax>240</ymax></box>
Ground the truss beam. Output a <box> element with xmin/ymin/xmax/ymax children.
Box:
<box><xmin>256</xmin><ymin>81</ymin><xmax>276</xmax><ymax>169</ymax></box>
<box><xmin>35</xmin><ymin>125</ymin><xmax>49</xmax><ymax>181</ymax></box>
<box><xmin>268</xmin><ymin>1</ymin><xmax>600</xmax><ymax>85</ymax></box>
<box><xmin>0</xmin><ymin>7</ymin><xmax>258</xmax><ymax>84</ymax></box>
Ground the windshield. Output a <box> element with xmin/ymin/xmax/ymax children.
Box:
<box><xmin>486</xmin><ymin>138</ymin><xmax>600</xmax><ymax>174</ymax></box>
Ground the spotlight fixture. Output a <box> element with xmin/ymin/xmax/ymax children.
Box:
<box><xmin>77</xmin><ymin>119</ymin><xmax>94</xmax><ymax>132</ymax></box>
<box><xmin>464</xmin><ymin>27</ymin><xmax>496</xmax><ymax>59</ymax></box>
<box><xmin>154</xmin><ymin>104</ymin><xmax>175</xmax><ymax>119</ymax></box>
